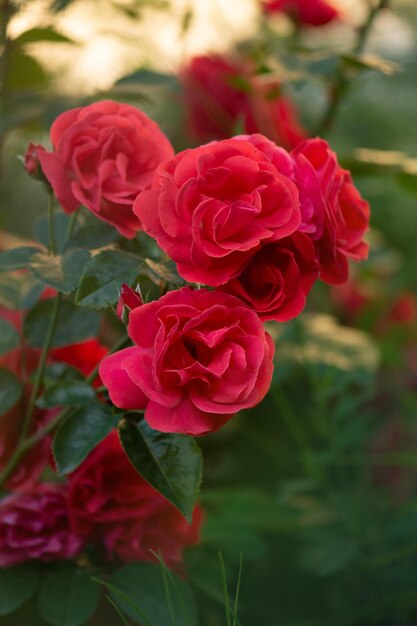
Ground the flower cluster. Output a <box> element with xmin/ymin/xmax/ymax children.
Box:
<box><xmin>0</xmin><ymin>292</ymin><xmax>201</xmax><ymax>568</ymax></box>
<box><xmin>0</xmin><ymin>434</ymin><xmax>201</xmax><ymax>568</ymax></box>
<box><xmin>8</xmin><ymin>95</ymin><xmax>370</xmax><ymax>574</ymax></box>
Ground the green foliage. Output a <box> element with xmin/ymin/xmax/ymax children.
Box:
<box><xmin>0</xmin><ymin>272</ymin><xmax>43</xmax><ymax>310</ymax></box>
<box><xmin>0</xmin><ymin>565</ymin><xmax>38</xmax><ymax>616</ymax></box>
<box><xmin>108</xmin><ymin>562</ymin><xmax>198</xmax><ymax>626</ymax></box>
<box><xmin>37</xmin><ymin>380</ymin><xmax>95</xmax><ymax>409</ymax></box>
<box><xmin>66</xmin><ymin>223</ymin><xmax>119</xmax><ymax>250</ymax></box>
<box><xmin>38</xmin><ymin>567</ymin><xmax>100</xmax><ymax>626</ymax></box>
<box><xmin>0</xmin><ymin>318</ymin><xmax>19</xmax><ymax>355</ymax></box>
<box><xmin>23</xmin><ymin>298</ymin><xmax>99</xmax><ymax>348</ymax></box>
<box><xmin>0</xmin><ymin>246</ymin><xmax>43</xmax><ymax>271</ymax></box>
<box><xmin>0</xmin><ymin>367</ymin><xmax>23</xmax><ymax>416</ymax></box>
<box><xmin>76</xmin><ymin>249</ymin><xmax>142</xmax><ymax>308</ymax></box>
<box><xmin>13</xmin><ymin>27</ymin><xmax>76</xmax><ymax>46</ymax></box>
<box><xmin>29</xmin><ymin>249</ymin><xmax>91</xmax><ymax>294</ymax></box>
<box><xmin>34</xmin><ymin>214</ymin><xmax>77</xmax><ymax>254</ymax></box>
<box><xmin>53</xmin><ymin>403</ymin><xmax>120</xmax><ymax>474</ymax></box>
<box><xmin>119</xmin><ymin>419</ymin><xmax>203</xmax><ymax>523</ymax></box>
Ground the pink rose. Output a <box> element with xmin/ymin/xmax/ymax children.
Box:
<box><xmin>99</xmin><ymin>288</ymin><xmax>275</xmax><ymax>436</ymax></box>
<box><xmin>291</xmin><ymin>139</ymin><xmax>370</xmax><ymax>284</ymax></box>
<box><xmin>181</xmin><ymin>55</ymin><xmax>306</xmax><ymax>149</ymax></box>
<box><xmin>37</xmin><ymin>100</ymin><xmax>174</xmax><ymax>238</ymax></box>
<box><xmin>0</xmin><ymin>484</ymin><xmax>84</xmax><ymax>566</ymax></box>
<box><xmin>68</xmin><ymin>433</ymin><xmax>202</xmax><ymax>568</ymax></box>
<box><xmin>133</xmin><ymin>137</ymin><xmax>300</xmax><ymax>286</ymax></box>
<box><xmin>219</xmin><ymin>231</ymin><xmax>319</xmax><ymax>322</ymax></box>
<box><xmin>262</xmin><ymin>0</ymin><xmax>340</xmax><ymax>26</ymax></box>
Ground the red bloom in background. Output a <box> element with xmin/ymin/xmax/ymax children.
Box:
<box><xmin>68</xmin><ymin>433</ymin><xmax>202</xmax><ymax>568</ymax></box>
<box><xmin>134</xmin><ymin>136</ymin><xmax>300</xmax><ymax>286</ymax></box>
<box><xmin>181</xmin><ymin>55</ymin><xmax>306</xmax><ymax>149</ymax></box>
<box><xmin>37</xmin><ymin>100</ymin><xmax>174</xmax><ymax>238</ymax></box>
<box><xmin>291</xmin><ymin>138</ymin><xmax>370</xmax><ymax>284</ymax></box>
<box><xmin>219</xmin><ymin>231</ymin><xmax>319</xmax><ymax>322</ymax></box>
<box><xmin>100</xmin><ymin>288</ymin><xmax>274</xmax><ymax>436</ymax></box>
<box><xmin>0</xmin><ymin>483</ymin><xmax>84</xmax><ymax>566</ymax></box>
<box><xmin>262</xmin><ymin>0</ymin><xmax>340</xmax><ymax>26</ymax></box>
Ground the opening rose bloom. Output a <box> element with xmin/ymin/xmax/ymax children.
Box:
<box><xmin>262</xmin><ymin>0</ymin><xmax>340</xmax><ymax>27</ymax></box>
<box><xmin>37</xmin><ymin>100</ymin><xmax>174</xmax><ymax>238</ymax></box>
<box><xmin>291</xmin><ymin>138</ymin><xmax>370</xmax><ymax>284</ymax></box>
<box><xmin>0</xmin><ymin>484</ymin><xmax>84</xmax><ymax>566</ymax></box>
<box><xmin>181</xmin><ymin>55</ymin><xmax>306</xmax><ymax>149</ymax></box>
<box><xmin>134</xmin><ymin>136</ymin><xmax>301</xmax><ymax>286</ymax></box>
<box><xmin>99</xmin><ymin>288</ymin><xmax>274</xmax><ymax>436</ymax></box>
<box><xmin>219</xmin><ymin>231</ymin><xmax>319</xmax><ymax>322</ymax></box>
<box><xmin>68</xmin><ymin>433</ymin><xmax>202</xmax><ymax>568</ymax></box>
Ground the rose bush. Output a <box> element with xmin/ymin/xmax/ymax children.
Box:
<box><xmin>100</xmin><ymin>287</ymin><xmax>275</xmax><ymax>435</ymax></box>
<box><xmin>134</xmin><ymin>136</ymin><xmax>301</xmax><ymax>286</ymax></box>
<box><xmin>37</xmin><ymin>100</ymin><xmax>174</xmax><ymax>237</ymax></box>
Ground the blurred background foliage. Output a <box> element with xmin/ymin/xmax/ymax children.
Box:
<box><xmin>1</xmin><ymin>0</ymin><xmax>417</xmax><ymax>624</ymax></box>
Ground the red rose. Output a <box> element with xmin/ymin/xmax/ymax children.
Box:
<box><xmin>37</xmin><ymin>100</ymin><xmax>174</xmax><ymax>238</ymax></box>
<box><xmin>181</xmin><ymin>55</ymin><xmax>306</xmax><ymax>149</ymax></box>
<box><xmin>134</xmin><ymin>137</ymin><xmax>300</xmax><ymax>286</ymax></box>
<box><xmin>219</xmin><ymin>231</ymin><xmax>319</xmax><ymax>322</ymax></box>
<box><xmin>68</xmin><ymin>433</ymin><xmax>201</xmax><ymax>568</ymax></box>
<box><xmin>99</xmin><ymin>288</ymin><xmax>274</xmax><ymax>436</ymax></box>
<box><xmin>262</xmin><ymin>0</ymin><xmax>340</xmax><ymax>26</ymax></box>
<box><xmin>291</xmin><ymin>139</ymin><xmax>370</xmax><ymax>284</ymax></box>
<box><xmin>0</xmin><ymin>484</ymin><xmax>84</xmax><ymax>566</ymax></box>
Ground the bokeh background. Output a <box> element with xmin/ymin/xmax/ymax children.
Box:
<box><xmin>1</xmin><ymin>1</ymin><xmax>417</xmax><ymax>624</ymax></box>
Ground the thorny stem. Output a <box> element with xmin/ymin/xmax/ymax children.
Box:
<box><xmin>315</xmin><ymin>0</ymin><xmax>390</xmax><ymax>135</ymax></box>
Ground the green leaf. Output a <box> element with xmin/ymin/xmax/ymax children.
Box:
<box><xmin>0</xmin><ymin>273</ymin><xmax>40</xmax><ymax>310</ymax></box>
<box><xmin>0</xmin><ymin>565</ymin><xmax>38</xmax><ymax>616</ymax></box>
<box><xmin>7</xmin><ymin>51</ymin><xmax>48</xmax><ymax>92</ymax></box>
<box><xmin>0</xmin><ymin>368</ymin><xmax>23</xmax><ymax>416</ymax></box>
<box><xmin>398</xmin><ymin>172</ymin><xmax>417</xmax><ymax>197</ymax></box>
<box><xmin>116</xmin><ymin>69</ymin><xmax>179</xmax><ymax>88</ymax></box>
<box><xmin>37</xmin><ymin>381</ymin><xmax>95</xmax><ymax>409</ymax></box>
<box><xmin>13</xmin><ymin>27</ymin><xmax>76</xmax><ymax>46</ymax></box>
<box><xmin>118</xmin><ymin>419</ymin><xmax>202</xmax><ymax>522</ymax></box>
<box><xmin>76</xmin><ymin>250</ymin><xmax>142</xmax><ymax>309</ymax></box>
<box><xmin>110</xmin><ymin>563</ymin><xmax>198</xmax><ymax>626</ymax></box>
<box><xmin>38</xmin><ymin>567</ymin><xmax>100</xmax><ymax>626</ymax></box>
<box><xmin>24</xmin><ymin>298</ymin><xmax>99</xmax><ymax>348</ymax></box>
<box><xmin>0</xmin><ymin>246</ymin><xmax>42</xmax><ymax>272</ymax></box>
<box><xmin>29</xmin><ymin>249</ymin><xmax>91</xmax><ymax>294</ymax></box>
<box><xmin>53</xmin><ymin>403</ymin><xmax>120</xmax><ymax>474</ymax></box>
<box><xmin>0</xmin><ymin>318</ymin><xmax>20</xmax><ymax>355</ymax></box>
<box><xmin>34</xmin><ymin>213</ymin><xmax>77</xmax><ymax>254</ymax></box>
<box><xmin>66</xmin><ymin>223</ymin><xmax>118</xmax><ymax>250</ymax></box>
<box><xmin>143</xmin><ymin>258</ymin><xmax>184</xmax><ymax>285</ymax></box>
